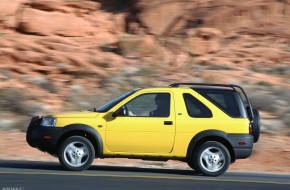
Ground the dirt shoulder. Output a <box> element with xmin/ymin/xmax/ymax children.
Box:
<box><xmin>1</xmin><ymin>130</ymin><xmax>289</xmax><ymax>173</ymax></box>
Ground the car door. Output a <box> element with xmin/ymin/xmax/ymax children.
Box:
<box><xmin>105</xmin><ymin>92</ymin><xmax>176</xmax><ymax>154</ymax></box>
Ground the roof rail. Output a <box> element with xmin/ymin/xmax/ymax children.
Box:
<box><xmin>169</xmin><ymin>83</ymin><xmax>236</xmax><ymax>89</ymax></box>
<box><xmin>169</xmin><ymin>83</ymin><xmax>254</xmax><ymax>121</ymax></box>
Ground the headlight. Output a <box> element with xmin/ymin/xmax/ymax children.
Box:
<box><xmin>40</xmin><ymin>117</ymin><xmax>57</xmax><ymax>127</ymax></box>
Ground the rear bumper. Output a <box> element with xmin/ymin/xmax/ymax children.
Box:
<box><xmin>26</xmin><ymin>116</ymin><xmax>66</xmax><ymax>155</ymax></box>
<box><xmin>228</xmin><ymin>134</ymin><xmax>254</xmax><ymax>159</ymax></box>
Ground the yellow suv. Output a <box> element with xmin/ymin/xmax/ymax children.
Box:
<box><xmin>26</xmin><ymin>83</ymin><xmax>260</xmax><ymax>176</ymax></box>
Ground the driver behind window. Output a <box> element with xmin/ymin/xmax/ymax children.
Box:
<box><xmin>149</xmin><ymin>94</ymin><xmax>170</xmax><ymax>117</ymax></box>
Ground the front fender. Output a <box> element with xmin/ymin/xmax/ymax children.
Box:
<box><xmin>56</xmin><ymin>124</ymin><xmax>104</xmax><ymax>157</ymax></box>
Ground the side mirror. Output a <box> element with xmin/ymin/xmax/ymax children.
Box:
<box><xmin>111</xmin><ymin>111</ymin><xmax>118</xmax><ymax>118</ymax></box>
<box><xmin>112</xmin><ymin>112</ymin><xmax>117</xmax><ymax>117</ymax></box>
<box><xmin>112</xmin><ymin>107</ymin><xmax>124</xmax><ymax>117</ymax></box>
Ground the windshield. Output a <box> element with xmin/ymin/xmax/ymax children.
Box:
<box><xmin>95</xmin><ymin>89</ymin><xmax>140</xmax><ymax>112</ymax></box>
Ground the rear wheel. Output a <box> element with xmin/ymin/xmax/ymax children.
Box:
<box><xmin>58</xmin><ymin>136</ymin><xmax>95</xmax><ymax>171</ymax></box>
<box><xmin>193</xmin><ymin>141</ymin><xmax>230</xmax><ymax>176</ymax></box>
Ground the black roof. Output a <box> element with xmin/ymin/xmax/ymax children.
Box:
<box><xmin>190</xmin><ymin>87</ymin><xmax>236</xmax><ymax>92</ymax></box>
<box><xmin>169</xmin><ymin>83</ymin><xmax>239</xmax><ymax>91</ymax></box>
<box><xmin>169</xmin><ymin>82</ymin><xmax>254</xmax><ymax>120</ymax></box>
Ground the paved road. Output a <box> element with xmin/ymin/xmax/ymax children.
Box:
<box><xmin>0</xmin><ymin>160</ymin><xmax>289</xmax><ymax>190</ymax></box>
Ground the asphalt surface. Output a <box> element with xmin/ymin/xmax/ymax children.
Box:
<box><xmin>0</xmin><ymin>160</ymin><xmax>289</xmax><ymax>190</ymax></box>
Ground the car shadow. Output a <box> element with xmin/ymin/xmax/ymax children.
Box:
<box><xmin>0</xmin><ymin>160</ymin><xmax>199</xmax><ymax>176</ymax></box>
<box><xmin>89</xmin><ymin>165</ymin><xmax>199</xmax><ymax>176</ymax></box>
<box><xmin>0</xmin><ymin>160</ymin><xmax>62</xmax><ymax>171</ymax></box>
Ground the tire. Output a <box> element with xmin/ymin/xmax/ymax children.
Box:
<box><xmin>252</xmin><ymin>108</ymin><xmax>260</xmax><ymax>143</ymax></box>
<box><xmin>193</xmin><ymin>141</ymin><xmax>230</xmax><ymax>176</ymax></box>
<box><xmin>187</xmin><ymin>160</ymin><xmax>196</xmax><ymax>170</ymax></box>
<box><xmin>58</xmin><ymin>136</ymin><xmax>95</xmax><ymax>171</ymax></box>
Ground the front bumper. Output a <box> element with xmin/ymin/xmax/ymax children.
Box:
<box><xmin>26</xmin><ymin>116</ymin><xmax>66</xmax><ymax>155</ymax></box>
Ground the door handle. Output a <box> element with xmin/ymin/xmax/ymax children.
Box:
<box><xmin>164</xmin><ymin>121</ymin><xmax>173</xmax><ymax>125</ymax></box>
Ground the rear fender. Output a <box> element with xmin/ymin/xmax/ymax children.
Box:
<box><xmin>186</xmin><ymin>130</ymin><xmax>235</xmax><ymax>162</ymax></box>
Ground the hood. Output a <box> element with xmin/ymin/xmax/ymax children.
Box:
<box><xmin>47</xmin><ymin>111</ymin><xmax>99</xmax><ymax>118</ymax></box>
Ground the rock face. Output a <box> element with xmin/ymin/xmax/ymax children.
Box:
<box><xmin>0</xmin><ymin>0</ymin><xmax>290</xmax><ymax>133</ymax></box>
<box><xmin>135</xmin><ymin>1</ymin><xmax>190</xmax><ymax>35</ymax></box>
<box><xmin>0</xmin><ymin>0</ymin><xmax>21</xmax><ymax>17</ymax></box>
<box><xmin>27</xmin><ymin>0</ymin><xmax>101</xmax><ymax>13</ymax></box>
<box><xmin>118</xmin><ymin>34</ymin><xmax>162</xmax><ymax>59</ymax></box>
<box><xmin>18</xmin><ymin>8</ymin><xmax>94</xmax><ymax>36</ymax></box>
<box><xmin>130</xmin><ymin>0</ymin><xmax>290</xmax><ymax>36</ymax></box>
<box><xmin>185</xmin><ymin>28</ymin><xmax>222</xmax><ymax>55</ymax></box>
<box><xmin>0</xmin><ymin>0</ymin><xmax>22</xmax><ymax>28</ymax></box>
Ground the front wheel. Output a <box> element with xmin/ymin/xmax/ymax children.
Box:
<box><xmin>58</xmin><ymin>136</ymin><xmax>95</xmax><ymax>171</ymax></box>
<box><xmin>193</xmin><ymin>141</ymin><xmax>230</xmax><ymax>176</ymax></box>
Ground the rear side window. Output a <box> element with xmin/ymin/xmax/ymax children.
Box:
<box><xmin>197</xmin><ymin>91</ymin><xmax>242</xmax><ymax>118</ymax></box>
<box><xmin>183</xmin><ymin>93</ymin><xmax>212</xmax><ymax>118</ymax></box>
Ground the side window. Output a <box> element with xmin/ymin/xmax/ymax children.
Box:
<box><xmin>199</xmin><ymin>91</ymin><xmax>242</xmax><ymax>118</ymax></box>
<box><xmin>183</xmin><ymin>93</ymin><xmax>212</xmax><ymax>118</ymax></box>
<box><xmin>124</xmin><ymin>93</ymin><xmax>170</xmax><ymax>117</ymax></box>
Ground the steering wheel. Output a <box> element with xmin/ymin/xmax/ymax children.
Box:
<box><xmin>122</xmin><ymin>105</ymin><xmax>135</xmax><ymax>116</ymax></box>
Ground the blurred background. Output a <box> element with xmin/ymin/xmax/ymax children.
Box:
<box><xmin>0</xmin><ymin>0</ymin><xmax>289</xmax><ymax>172</ymax></box>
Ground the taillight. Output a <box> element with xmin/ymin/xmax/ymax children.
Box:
<box><xmin>249</xmin><ymin>123</ymin><xmax>253</xmax><ymax>135</ymax></box>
